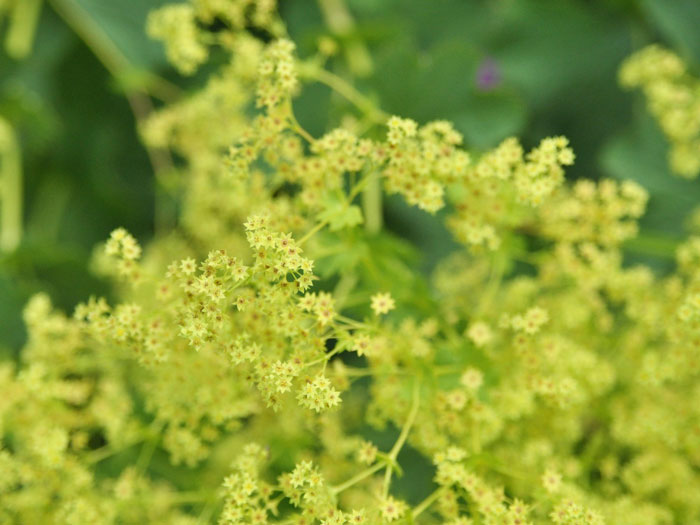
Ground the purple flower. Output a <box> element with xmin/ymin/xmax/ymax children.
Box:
<box><xmin>476</xmin><ymin>58</ymin><xmax>501</xmax><ymax>91</ymax></box>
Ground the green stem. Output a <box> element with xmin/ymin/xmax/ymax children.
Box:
<box><xmin>300</xmin><ymin>64</ymin><xmax>387</xmax><ymax>123</ymax></box>
<box><xmin>333</xmin><ymin>272</ymin><xmax>357</xmax><ymax>310</ymax></box>
<box><xmin>288</xmin><ymin>101</ymin><xmax>316</xmax><ymax>144</ymax></box>
<box><xmin>362</xmin><ymin>171</ymin><xmax>382</xmax><ymax>234</ymax></box>
<box><xmin>135</xmin><ymin>421</ymin><xmax>164</xmax><ymax>475</ymax></box>
<box><xmin>330</xmin><ymin>461</ymin><xmax>385</xmax><ymax>495</ymax></box>
<box><xmin>48</xmin><ymin>0</ymin><xmax>179</xmax><ymax>101</ymax></box>
<box><xmin>334</xmin><ymin>314</ymin><xmax>370</xmax><ymax>329</ymax></box>
<box><xmin>297</xmin><ymin>170</ymin><xmax>373</xmax><ymax>246</ymax></box>
<box><xmin>125</xmin><ymin>94</ymin><xmax>177</xmax><ymax>234</ymax></box>
<box><xmin>298</xmin><ymin>220</ymin><xmax>329</xmax><ymax>246</ymax></box>
<box><xmin>476</xmin><ymin>253</ymin><xmax>506</xmax><ymax>316</ymax></box>
<box><xmin>196</xmin><ymin>496</ymin><xmax>218</xmax><ymax>525</ymax></box>
<box><xmin>624</xmin><ymin>231</ymin><xmax>680</xmax><ymax>259</ymax></box>
<box><xmin>305</xmin><ymin>344</ymin><xmax>343</xmax><ymax>369</ymax></box>
<box><xmin>316</xmin><ymin>0</ymin><xmax>373</xmax><ymax>77</ymax></box>
<box><xmin>0</xmin><ymin>119</ymin><xmax>22</xmax><ymax>252</ymax></box>
<box><xmin>412</xmin><ymin>487</ymin><xmax>446</xmax><ymax>519</ymax></box>
<box><xmin>383</xmin><ymin>378</ymin><xmax>421</xmax><ymax>497</ymax></box>
<box><xmin>348</xmin><ymin>170</ymin><xmax>373</xmax><ymax>201</ymax></box>
<box><xmin>48</xmin><ymin>0</ymin><xmax>129</xmax><ymax>76</ymax></box>
<box><xmin>5</xmin><ymin>0</ymin><xmax>42</xmax><ymax>59</ymax></box>
<box><xmin>48</xmin><ymin>0</ymin><xmax>178</xmax><ymax>234</ymax></box>
<box><xmin>330</xmin><ymin>381</ymin><xmax>421</xmax><ymax>497</ymax></box>
<box><xmin>84</xmin><ymin>438</ymin><xmax>144</xmax><ymax>465</ymax></box>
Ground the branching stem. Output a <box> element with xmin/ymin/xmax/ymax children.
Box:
<box><xmin>383</xmin><ymin>378</ymin><xmax>421</xmax><ymax>497</ymax></box>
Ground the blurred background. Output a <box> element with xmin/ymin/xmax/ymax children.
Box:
<box><xmin>1</xmin><ymin>0</ymin><xmax>699</xmax><ymax>354</ymax></box>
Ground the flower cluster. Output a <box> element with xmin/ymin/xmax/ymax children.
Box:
<box><xmin>4</xmin><ymin>1</ymin><xmax>700</xmax><ymax>524</ymax></box>
<box><xmin>102</xmin><ymin>227</ymin><xmax>143</xmax><ymax>281</ymax></box>
<box><xmin>620</xmin><ymin>44</ymin><xmax>700</xmax><ymax>178</ymax></box>
<box><xmin>257</xmin><ymin>39</ymin><xmax>298</xmax><ymax>108</ymax></box>
<box><xmin>550</xmin><ymin>500</ymin><xmax>604</xmax><ymax>525</ymax></box>
<box><xmin>431</xmin><ymin>449</ymin><xmax>536</xmax><ymax>523</ymax></box>
<box><xmin>219</xmin><ymin>444</ymin><xmax>274</xmax><ymax>525</ymax></box>
<box><xmin>296</xmin><ymin>374</ymin><xmax>342</xmax><ymax>412</ymax></box>
<box><xmin>446</xmin><ymin>135</ymin><xmax>574</xmax><ymax>250</ymax></box>
<box><xmin>539</xmin><ymin>178</ymin><xmax>648</xmax><ymax>246</ymax></box>
<box><xmin>146</xmin><ymin>3</ymin><xmax>207</xmax><ymax>74</ymax></box>
<box><xmin>148</xmin><ymin>0</ymin><xmax>281</xmax><ymax>75</ymax></box>
<box><xmin>503</xmin><ymin>305</ymin><xmax>550</xmax><ymax>335</ymax></box>
<box><xmin>382</xmin><ymin>117</ymin><xmax>469</xmax><ymax>213</ymax></box>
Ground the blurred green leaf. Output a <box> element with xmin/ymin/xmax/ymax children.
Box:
<box><xmin>315</xmin><ymin>233</ymin><xmax>368</xmax><ymax>278</ymax></box>
<box><xmin>641</xmin><ymin>0</ymin><xmax>700</xmax><ymax>63</ymax></box>
<box><xmin>0</xmin><ymin>7</ymin><xmax>73</xmax><ymax>98</ymax></box>
<box><xmin>319</xmin><ymin>196</ymin><xmax>364</xmax><ymax>231</ymax></box>
<box><xmin>493</xmin><ymin>1</ymin><xmax>628</xmax><ymax>104</ymax></box>
<box><xmin>67</xmin><ymin>0</ymin><xmax>170</xmax><ymax>70</ymax></box>
<box><xmin>453</xmin><ymin>92</ymin><xmax>527</xmax><ymax>150</ymax></box>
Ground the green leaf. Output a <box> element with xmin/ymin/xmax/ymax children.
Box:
<box><xmin>641</xmin><ymin>0</ymin><xmax>700</xmax><ymax>63</ymax></box>
<box><xmin>452</xmin><ymin>92</ymin><xmax>527</xmax><ymax>150</ymax></box>
<box><xmin>319</xmin><ymin>195</ymin><xmax>364</xmax><ymax>231</ymax></box>
<box><xmin>315</xmin><ymin>233</ymin><xmax>368</xmax><ymax>278</ymax></box>
<box><xmin>493</xmin><ymin>0</ymin><xmax>629</xmax><ymax>106</ymax></box>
